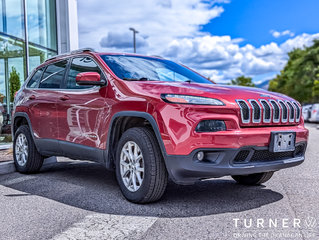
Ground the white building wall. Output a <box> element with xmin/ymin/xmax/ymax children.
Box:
<box><xmin>56</xmin><ymin>0</ymin><xmax>79</xmax><ymax>54</ymax></box>
<box><xmin>67</xmin><ymin>0</ymin><xmax>79</xmax><ymax>51</ymax></box>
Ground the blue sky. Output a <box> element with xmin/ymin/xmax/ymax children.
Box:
<box><xmin>77</xmin><ymin>0</ymin><xmax>319</xmax><ymax>84</ymax></box>
<box><xmin>203</xmin><ymin>0</ymin><xmax>319</xmax><ymax>47</ymax></box>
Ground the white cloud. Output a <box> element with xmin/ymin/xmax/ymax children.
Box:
<box><xmin>99</xmin><ymin>32</ymin><xmax>148</xmax><ymax>50</ymax></box>
<box><xmin>280</xmin><ymin>33</ymin><xmax>319</xmax><ymax>52</ymax></box>
<box><xmin>270</xmin><ymin>29</ymin><xmax>295</xmax><ymax>38</ymax></box>
<box><xmin>254</xmin><ymin>42</ymin><xmax>282</xmax><ymax>57</ymax></box>
<box><xmin>77</xmin><ymin>0</ymin><xmax>225</xmax><ymax>53</ymax></box>
<box><xmin>163</xmin><ymin>33</ymin><xmax>319</xmax><ymax>82</ymax></box>
<box><xmin>77</xmin><ymin>1</ymin><xmax>319</xmax><ymax>84</ymax></box>
<box><xmin>163</xmin><ymin>36</ymin><xmax>282</xmax><ymax>80</ymax></box>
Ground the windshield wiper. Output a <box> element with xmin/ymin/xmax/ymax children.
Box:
<box><xmin>123</xmin><ymin>77</ymin><xmax>150</xmax><ymax>81</ymax></box>
<box><xmin>184</xmin><ymin>79</ymin><xmax>192</xmax><ymax>83</ymax></box>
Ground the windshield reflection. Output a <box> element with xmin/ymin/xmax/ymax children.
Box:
<box><xmin>100</xmin><ymin>55</ymin><xmax>213</xmax><ymax>84</ymax></box>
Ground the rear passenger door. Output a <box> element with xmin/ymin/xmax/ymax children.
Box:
<box><xmin>27</xmin><ymin>60</ymin><xmax>68</xmax><ymax>153</ymax></box>
<box><xmin>57</xmin><ymin>56</ymin><xmax>109</xmax><ymax>152</ymax></box>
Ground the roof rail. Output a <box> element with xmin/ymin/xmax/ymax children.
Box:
<box><xmin>151</xmin><ymin>55</ymin><xmax>164</xmax><ymax>59</ymax></box>
<box><xmin>45</xmin><ymin>48</ymin><xmax>95</xmax><ymax>62</ymax></box>
<box><xmin>70</xmin><ymin>48</ymin><xmax>95</xmax><ymax>54</ymax></box>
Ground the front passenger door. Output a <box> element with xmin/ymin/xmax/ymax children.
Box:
<box><xmin>57</xmin><ymin>56</ymin><xmax>109</xmax><ymax>152</ymax></box>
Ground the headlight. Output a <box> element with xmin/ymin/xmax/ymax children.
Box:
<box><xmin>161</xmin><ymin>94</ymin><xmax>224</xmax><ymax>106</ymax></box>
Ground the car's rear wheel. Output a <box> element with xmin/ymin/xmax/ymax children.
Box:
<box><xmin>231</xmin><ymin>172</ymin><xmax>274</xmax><ymax>185</ymax></box>
<box><xmin>13</xmin><ymin>125</ymin><xmax>44</xmax><ymax>173</ymax></box>
<box><xmin>115</xmin><ymin>127</ymin><xmax>168</xmax><ymax>203</ymax></box>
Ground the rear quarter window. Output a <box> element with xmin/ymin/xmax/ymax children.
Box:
<box><xmin>27</xmin><ymin>68</ymin><xmax>43</xmax><ymax>88</ymax></box>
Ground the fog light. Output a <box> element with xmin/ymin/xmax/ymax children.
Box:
<box><xmin>197</xmin><ymin>151</ymin><xmax>204</xmax><ymax>161</ymax></box>
<box><xmin>195</xmin><ymin>120</ymin><xmax>226</xmax><ymax>132</ymax></box>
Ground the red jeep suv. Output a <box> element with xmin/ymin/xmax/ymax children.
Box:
<box><xmin>12</xmin><ymin>48</ymin><xmax>308</xmax><ymax>203</ymax></box>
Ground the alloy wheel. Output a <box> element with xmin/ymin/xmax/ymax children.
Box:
<box><xmin>120</xmin><ymin>141</ymin><xmax>144</xmax><ymax>192</ymax></box>
<box><xmin>15</xmin><ymin>133</ymin><xmax>28</xmax><ymax>166</ymax></box>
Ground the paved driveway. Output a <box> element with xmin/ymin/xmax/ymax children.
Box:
<box><xmin>0</xmin><ymin>124</ymin><xmax>318</xmax><ymax>240</ymax></box>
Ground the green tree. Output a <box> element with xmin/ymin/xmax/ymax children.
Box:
<box><xmin>9</xmin><ymin>66</ymin><xmax>21</xmax><ymax>102</ymax></box>
<box><xmin>231</xmin><ymin>75</ymin><xmax>255</xmax><ymax>87</ymax></box>
<box><xmin>312</xmin><ymin>78</ymin><xmax>319</xmax><ymax>102</ymax></box>
<box><xmin>268</xmin><ymin>39</ymin><xmax>319</xmax><ymax>103</ymax></box>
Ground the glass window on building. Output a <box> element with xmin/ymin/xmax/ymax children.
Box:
<box><xmin>3</xmin><ymin>0</ymin><xmax>24</xmax><ymax>38</ymax></box>
<box><xmin>0</xmin><ymin>0</ymin><xmax>58</xmax><ymax>143</ymax></box>
<box><xmin>27</xmin><ymin>0</ymin><xmax>57</xmax><ymax>70</ymax></box>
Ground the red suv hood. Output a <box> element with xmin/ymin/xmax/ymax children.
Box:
<box><xmin>124</xmin><ymin>81</ymin><xmax>301</xmax><ymax>127</ymax></box>
<box><xmin>126</xmin><ymin>81</ymin><xmax>294</xmax><ymax>104</ymax></box>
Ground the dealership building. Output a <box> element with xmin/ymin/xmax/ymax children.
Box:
<box><xmin>0</xmin><ymin>0</ymin><xmax>78</xmax><ymax>138</ymax></box>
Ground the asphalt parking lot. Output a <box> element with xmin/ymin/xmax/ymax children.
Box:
<box><xmin>0</xmin><ymin>124</ymin><xmax>318</xmax><ymax>240</ymax></box>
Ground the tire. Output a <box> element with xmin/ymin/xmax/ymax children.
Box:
<box><xmin>13</xmin><ymin>125</ymin><xmax>44</xmax><ymax>173</ymax></box>
<box><xmin>231</xmin><ymin>172</ymin><xmax>274</xmax><ymax>185</ymax></box>
<box><xmin>115</xmin><ymin>127</ymin><xmax>168</xmax><ymax>203</ymax></box>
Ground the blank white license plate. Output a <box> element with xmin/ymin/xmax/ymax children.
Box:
<box><xmin>271</xmin><ymin>132</ymin><xmax>296</xmax><ymax>152</ymax></box>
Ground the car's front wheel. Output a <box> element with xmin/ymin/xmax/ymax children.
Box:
<box><xmin>231</xmin><ymin>172</ymin><xmax>274</xmax><ymax>185</ymax></box>
<box><xmin>13</xmin><ymin>125</ymin><xmax>44</xmax><ymax>173</ymax></box>
<box><xmin>115</xmin><ymin>127</ymin><xmax>168</xmax><ymax>203</ymax></box>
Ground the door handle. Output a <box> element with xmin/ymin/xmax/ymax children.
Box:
<box><xmin>29</xmin><ymin>95</ymin><xmax>36</xmax><ymax>100</ymax></box>
<box><xmin>60</xmin><ymin>95</ymin><xmax>70</xmax><ymax>101</ymax></box>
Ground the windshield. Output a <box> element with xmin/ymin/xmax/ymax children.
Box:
<box><xmin>100</xmin><ymin>55</ymin><xmax>213</xmax><ymax>84</ymax></box>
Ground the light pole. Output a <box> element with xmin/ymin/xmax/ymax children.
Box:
<box><xmin>129</xmin><ymin>27</ymin><xmax>139</xmax><ymax>53</ymax></box>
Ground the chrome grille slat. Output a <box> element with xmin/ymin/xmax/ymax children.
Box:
<box><xmin>248</xmin><ymin>99</ymin><xmax>261</xmax><ymax>123</ymax></box>
<box><xmin>286</xmin><ymin>101</ymin><xmax>295</xmax><ymax>123</ymax></box>
<box><xmin>278</xmin><ymin>100</ymin><xmax>288</xmax><ymax>123</ymax></box>
<box><xmin>236</xmin><ymin>100</ymin><xmax>250</xmax><ymax>123</ymax></box>
<box><xmin>259</xmin><ymin>99</ymin><xmax>272</xmax><ymax>123</ymax></box>
<box><xmin>293</xmin><ymin>102</ymin><xmax>301</xmax><ymax>122</ymax></box>
<box><xmin>269</xmin><ymin>100</ymin><xmax>280</xmax><ymax>123</ymax></box>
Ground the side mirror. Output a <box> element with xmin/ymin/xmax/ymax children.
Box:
<box><xmin>76</xmin><ymin>72</ymin><xmax>105</xmax><ymax>86</ymax></box>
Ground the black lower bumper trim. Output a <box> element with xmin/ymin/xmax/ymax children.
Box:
<box><xmin>164</xmin><ymin>142</ymin><xmax>307</xmax><ymax>185</ymax></box>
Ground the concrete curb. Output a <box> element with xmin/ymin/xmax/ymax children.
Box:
<box><xmin>0</xmin><ymin>161</ymin><xmax>15</xmax><ymax>175</ymax></box>
<box><xmin>0</xmin><ymin>156</ymin><xmax>57</xmax><ymax>175</ymax></box>
<box><xmin>0</xmin><ymin>144</ymin><xmax>12</xmax><ymax>150</ymax></box>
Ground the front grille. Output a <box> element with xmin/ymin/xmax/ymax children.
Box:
<box><xmin>234</xmin><ymin>150</ymin><xmax>250</xmax><ymax>163</ymax></box>
<box><xmin>233</xmin><ymin>144</ymin><xmax>305</xmax><ymax>164</ymax></box>
<box><xmin>251</xmin><ymin>150</ymin><xmax>293</xmax><ymax>162</ymax></box>
<box><xmin>294</xmin><ymin>144</ymin><xmax>305</xmax><ymax>156</ymax></box>
<box><xmin>236</xmin><ymin>99</ymin><xmax>301</xmax><ymax>126</ymax></box>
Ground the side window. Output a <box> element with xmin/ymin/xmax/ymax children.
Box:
<box><xmin>66</xmin><ymin>57</ymin><xmax>104</xmax><ymax>89</ymax></box>
<box><xmin>27</xmin><ymin>68</ymin><xmax>43</xmax><ymax>88</ymax></box>
<box><xmin>39</xmin><ymin>60</ymin><xmax>68</xmax><ymax>89</ymax></box>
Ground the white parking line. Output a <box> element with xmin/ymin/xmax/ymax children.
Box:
<box><xmin>52</xmin><ymin>214</ymin><xmax>158</xmax><ymax>240</ymax></box>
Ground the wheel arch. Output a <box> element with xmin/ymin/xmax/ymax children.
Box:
<box><xmin>12</xmin><ymin>112</ymin><xmax>34</xmax><ymax>139</ymax></box>
<box><xmin>105</xmin><ymin>111</ymin><xmax>167</xmax><ymax>170</ymax></box>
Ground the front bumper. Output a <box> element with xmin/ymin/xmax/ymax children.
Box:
<box><xmin>164</xmin><ymin>141</ymin><xmax>307</xmax><ymax>185</ymax></box>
